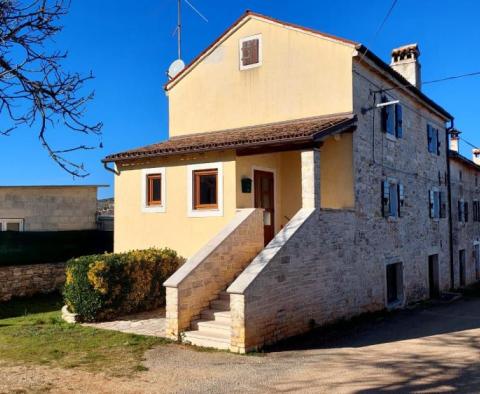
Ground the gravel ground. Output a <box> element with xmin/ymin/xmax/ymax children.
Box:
<box><xmin>1</xmin><ymin>297</ymin><xmax>479</xmax><ymax>393</ymax></box>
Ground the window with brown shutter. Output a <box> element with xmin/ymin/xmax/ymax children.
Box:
<box><xmin>147</xmin><ymin>174</ymin><xmax>162</xmax><ymax>206</ymax></box>
<box><xmin>193</xmin><ymin>169</ymin><xmax>218</xmax><ymax>210</ymax></box>
<box><xmin>240</xmin><ymin>35</ymin><xmax>261</xmax><ymax>69</ymax></box>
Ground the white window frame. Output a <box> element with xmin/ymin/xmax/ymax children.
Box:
<box><xmin>0</xmin><ymin>218</ymin><xmax>24</xmax><ymax>231</ymax></box>
<box><xmin>239</xmin><ymin>34</ymin><xmax>263</xmax><ymax>71</ymax></box>
<box><xmin>187</xmin><ymin>162</ymin><xmax>223</xmax><ymax>217</ymax></box>
<box><xmin>141</xmin><ymin>167</ymin><xmax>166</xmax><ymax>213</ymax></box>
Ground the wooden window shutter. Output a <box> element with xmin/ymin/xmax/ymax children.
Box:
<box><xmin>251</xmin><ymin>39</ymin><xmax>259</xmax><ymax>64</ymax></box>
<box><xmin>458</xmin><ymin>200</ymin><xmax>463</xmax><ymax>222</ymax></box>
<box><xmin>241</xmin><ymin>40</ymin><xmax>251</xmax><ymax>66</ymax></box>
<box><xmin>241</xmin><ymin>38</ymin><xmax>259</xmax><ymax>67</ymax></box>
<box><xmin>465</xmin><ymin>201</ymin><xmax>469</xmax><ymax>222</ymax></box>
<box><xmin>398</xmin><ymin>183</ymin><xmax>404</xmax><ymax>217</ymax></box>
<box><xmin>395</xmin><ymin>104</ymin><xmax>403</xmax><ymax>138</ymax></box>
<box><xmin>382</xmin><ymin>180</ymin><xmax>390</xmax><ymax>217</ymax></box>
<box><xmin>429</xmin><ymin>190</ymin><xmax>435</xmax><ymax>218</ymax></box>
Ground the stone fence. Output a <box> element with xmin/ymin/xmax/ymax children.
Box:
<box><xmin>0</xmin><ymin>263</ymin><xmax>66</xmax><ymax>301</ymax></box>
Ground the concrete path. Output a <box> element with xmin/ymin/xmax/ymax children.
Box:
<box><xmin>83</xmin><ymin>308</ymin><xmax>166</xmax><ymax>337</ymax></box>
<box><xmin>2</xmin><ymin>297</ymin><xmax>479</xmax><ymax>393</ymax></box>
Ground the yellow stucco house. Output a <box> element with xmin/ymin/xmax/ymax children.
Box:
<box><xmin>104</xmin><ymin>11</ymin><xmax>456</xmax><ymax>352</ymax></box>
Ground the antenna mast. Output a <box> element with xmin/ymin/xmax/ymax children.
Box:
<box><xmin>177</xmin><ymin>0</ymin><xmax>182</xmax><ymax>59</ymax></box>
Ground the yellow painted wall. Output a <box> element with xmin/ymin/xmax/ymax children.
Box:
<box><xmin>320</xmin><ymin>133</ymin><xmax>355</xmax><ymax>209</ymax></box>
<box><xmin>236</xmin><ymin>151</ymin><xmax>302</xmax><ymax>232</ymax></box>
<box><xmin>114</xmin><ymin>151</ymin><xmax>237</xmax><ymax>258</ymax></box>
<box><xmin>168</xmin><ymin>16</ymin><xmax>354</xmax><ymax>136</ymax></box>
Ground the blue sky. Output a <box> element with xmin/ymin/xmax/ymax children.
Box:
<box><xmin>1</xmin><ymin>0</ymin><xmax>479</xmax><ymax>198</ymax></box>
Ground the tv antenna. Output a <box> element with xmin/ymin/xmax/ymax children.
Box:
<box><xmin>168</xmin><ymin>0</ymin><xmax>208</xmax><ymax>79</ymax></box>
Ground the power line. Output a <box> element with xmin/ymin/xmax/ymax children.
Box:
<box><xmin>460</xmin><ymin>137</ymin><xmax>479</xmax><ymax>151</ymax></box>
<box><xmin>423</xmin><ymin>71</ymin><xmax>480</xmax><ymax>85</ymax></box>
<box><xmin>358</xmin><ymin>0</ymin><xmax>398</xmax><ymax>64</ymax></box>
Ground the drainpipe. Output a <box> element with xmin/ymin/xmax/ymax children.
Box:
<box><xmin>103</xmin><ymin>161</ymin><xmax>120</xmax><ymax>175</ymax></box>
<box><xmin>446</xmin><ymin>118</ymin><xmax>455</xmax><ymax>290</ymax></box>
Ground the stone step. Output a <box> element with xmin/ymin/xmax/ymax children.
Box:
<box><xmin>191</xmin><ymin>318</ymin><xmax>231</xmax><ymax>335</ymax></box>
<box><xmin>200</xmin><ymin>309</ymin><xmax>231</xmax><ymax>323</ymax></box>
<box><xmin>182</xmin><ymin>329</ymin><xmax>230</xmax><ymax>350</ymax></box>
<box><xmin>210</xmin><ymin>298</ymin><xmax>230</xmax><ymax>311</ymax></box>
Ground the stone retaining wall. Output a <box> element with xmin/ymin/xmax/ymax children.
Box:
<box><xmin>0</xmin><ymin>263</ymin><xmax>66</xmax><ymax>301</ymax></box>
<box><xmin>164</xmin><ymin>208</ymin><xmax>264</xmax><ymax>339</ymax></box>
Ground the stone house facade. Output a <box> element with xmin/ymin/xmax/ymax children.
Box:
<box><xmin>0</xmin><ymin>185</ymin><xmax>102</xmax><ymax>231</ymax></box>
<box><xmin>105</xmin><ymin>11</ymin><xmax>477</xmax><ymax>352</ymax></box>
<box><xmin>448</xmin><ymin>142</ymin><xmax>480</xmax><ymax>288</ymax></box>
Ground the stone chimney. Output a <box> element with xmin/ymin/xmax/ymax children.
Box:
<box><xmin>473</xmin><ymin>149</ymin><xmax>480</xmax><ymax>165</ymax></box>
<box><xmin>450</xmin><ymin>129</ymin><xmax>461</xmax><ymax>153</ymax></box>
<box><xmin>391</xmin><ymin>44</ymin><xmax>421</xmax><ymax>89</ymax></box>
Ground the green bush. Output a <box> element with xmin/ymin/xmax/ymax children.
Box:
<box><xmin>0</xmin><ymin>231</ymin><xmax>113</xmax><ymax>267</ymax></box>
<box><xmin>63</xmin><ymin>248</ymin><xmax>184</xmax><ymax>322</ymax></box>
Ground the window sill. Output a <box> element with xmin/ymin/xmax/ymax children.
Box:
<box><xmin>385</xmin><ymin>133</ymin><xmax>397</xmax><ymax>142</ymax></box>
<box><xmin>188</xmin><ymin>209</ymin><xmax>223</xmax><ymax>218</ymax></box>
<box><xmin>142</xmin><ymin>205</ymin><xmax>166</xmax><ymax>213</ymax></box>
<box><xmin>240</xmin><ymin>62</ymin><xmax>261</xmax><ymax>71</ymax></box>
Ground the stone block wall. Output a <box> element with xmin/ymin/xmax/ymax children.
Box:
<box><xmin>450</xmin><ymin>159</ymin><xmax>480</xmax><ymax>287</ymax></box>
<box><xmin>163</xmin><ymin>208</ymin><xmax>264</xmax><ymax>339</ymax></box>
<box><xmin>0</xmin><ymin>186</ymin><xmax>98</xmax><ymax>231</ymax></box>
<box><xmin>0</xmin><ymin>263</ymin><xmax>66</xmax><ymax>301</ymax></box>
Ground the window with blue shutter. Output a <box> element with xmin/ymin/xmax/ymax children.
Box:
<box><xmin>382</xmin><ymin>180</ymin><xmax>404</xmax><ymax>218</ymax></box>
<box><xmin>382</xmin><ymin>101</ymin><xmax>403</xmax><ymax>139</ymax></box>
<box><xmin>465</xmin><ymin>201</ymin><xmax>469</xmax><ymax>222</ymax></box>
<box><xmin>427</xmin><ymin>124</ymin><xmax>440</xmax><ymax>155</ymax></box>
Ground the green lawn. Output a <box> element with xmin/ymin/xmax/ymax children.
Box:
<box><xmin>0</xmin><ymin>293</ymin><xmax>168</xmax><ymax>377</ymax></box>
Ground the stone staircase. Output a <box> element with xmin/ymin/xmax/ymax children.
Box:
<box><xmin>182</xmin><ymin>291</ymin><xmax>231</xmax><ymax>350</ymax></box>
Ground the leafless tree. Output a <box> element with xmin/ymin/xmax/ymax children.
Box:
<box><xmin>0</xmin><ymin>0</ymin><xmax>102</xmax><ymax>177</ymax></box>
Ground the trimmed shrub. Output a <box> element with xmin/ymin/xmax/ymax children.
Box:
<box><xmin>0</xmin><ymin>231</ymin><xmax>113</xmax><ymax>267</ymax></box>
<box><xmin>63</xmin><ymin>248</ymin><xmax>184</xmax><ymax>322</ymax></box>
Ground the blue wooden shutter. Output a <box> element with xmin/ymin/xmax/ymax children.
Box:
<box><xmin>395</xmin><ymin>104</ymin><xmax>403</xmax><ymax>138</ymax></box>
<box><xmin>465</xmin><ymin>201</ymin><xmax>469</xmax><ymax>222</ymax></box>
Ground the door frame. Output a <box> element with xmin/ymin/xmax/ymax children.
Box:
<box><xmin>251</xmin><ymin>166</ymin><xmax>277</xmax><ymax>219</ymax></box>
<box><xmin>252</xmin><ymin>166</ymin><xmax>277</xmax><ymax>241</ymax></box>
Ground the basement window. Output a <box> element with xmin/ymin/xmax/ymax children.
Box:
<box><xmin>0</xmin><ymin>219</ymin><xmax>24</xmax><ymax>232</ymax></box>
<box><xmin>386</xmin><ymin>262</ymin><xmax>404</xmax><ymax>306</ymax></box>
<box><xmin>239</xmin><ymin>35</ymin><xmax>262</xmax><ymax>70</ymax></box>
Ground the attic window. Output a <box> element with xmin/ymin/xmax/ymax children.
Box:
<box><xmin>240</xmin><ymin>35</ymin><xmax>262</xmax><ymax>70</ymax></box>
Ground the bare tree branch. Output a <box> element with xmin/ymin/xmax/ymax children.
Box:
<box><xmin>0</xmin><ymin>0</ymin><xmax>102</xmax><ymax>177</ymax></box>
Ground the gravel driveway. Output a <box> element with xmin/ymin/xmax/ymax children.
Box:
<box><xmin>1</xmin><ymin>297</ymin><xmax>479</xmax><ymax>393</ymax></box>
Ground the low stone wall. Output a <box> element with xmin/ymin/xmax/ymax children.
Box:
<box><xmin>163</xmin><ymin>208</ymin><xmax>264</xmax><ymax>339</ymax></box>
<box><xmin>0</xmin><ymin>263</ymin><xmax>66</xmax><ymax>301</ymax></box>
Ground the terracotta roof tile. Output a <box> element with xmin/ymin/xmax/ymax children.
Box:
<box><xmin>104</xmin><ymin>113</ymin><xmax>356</xmax><ymax>162</ymax></box>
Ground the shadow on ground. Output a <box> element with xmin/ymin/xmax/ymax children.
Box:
<box><xmin>264</xmin><ymin>294</ymin><xmax>480</xmax><ymax>393</ymax></box>
<box><xmin>0</xmin><ymin>291</ymin><xmax>62</xmax><ymax>319</ymax></box>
